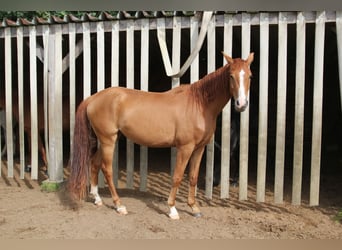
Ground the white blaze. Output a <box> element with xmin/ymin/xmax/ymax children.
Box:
<box><xmin>238</xmin><ymin>69</ymin><xmax>247</xmax><ymax>107</ymax></box>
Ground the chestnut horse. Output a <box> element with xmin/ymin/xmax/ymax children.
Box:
<box><xmin>68</xmin><ymin>52</ymin><xmax>254</xmax><ymax>219</ymax></box>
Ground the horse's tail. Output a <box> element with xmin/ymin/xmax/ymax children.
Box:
<box><xmin>68</xmin><ymin>97</ymin><xmax>97</xmax><ymax>201</ymax></box>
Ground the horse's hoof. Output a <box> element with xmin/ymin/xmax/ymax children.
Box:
<box><xmin>116</xmin><ymin>205</ymin><xmax>128</xmax><ymax>215</ymax></box>
<box><xmin>169</xmin><ymin>213</ymin><xmax>180</xmax><ymax>220</ymax></box>
<box><xmin>94</xmin><ymin>200</ymin><xmax>103</xmax><ymax>206</ymax></box>
<box><xmin>193</xmin><ymin>212</ymin><xmax>202</xmax><ymax>218</ymax></box>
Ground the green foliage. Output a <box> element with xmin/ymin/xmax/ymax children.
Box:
<box><xmin>0</xmin><ymin>11</ymin><xmax>120</xmax><ymax>22</ymax></box>
<box><xmin>333</xmin><ymin>210</ymin><xmax>342</xmax><ymax>223</ymax></box>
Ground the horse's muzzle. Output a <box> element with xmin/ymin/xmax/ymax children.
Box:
<box><xmin>234</xmin><ymin>99</ymin><xmax>248</xmax><ymax>112</ymax></box>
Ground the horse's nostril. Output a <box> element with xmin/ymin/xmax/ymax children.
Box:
<box><xmin>236</xmin><ymin>100</ymin><xmax>240</xmax><ymax>106</ymax></box>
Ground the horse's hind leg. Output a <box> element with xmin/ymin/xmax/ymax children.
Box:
<box><xmin>99</xmin><ymin>139</ymin><xmax>127</xmax><ymax>215</ymax></box>
<box><xmin>89</xmin><ymin>149</ymin><xmax>103</xmax><ymax>206</ymax></box>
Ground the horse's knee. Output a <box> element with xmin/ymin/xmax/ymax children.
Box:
<box><xmin>189</xmin><ymin>175</ymin><xmax>198</xmax><ymax>187</ymax></box>
<box><xmin>172</xmin><ymin>176</ymin><xmax>182</xmax><ymax>187</ymax></box>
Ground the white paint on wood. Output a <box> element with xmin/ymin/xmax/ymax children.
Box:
<box><xmin>140</xmin><ymin>18</ymin><xmax>149</xmax><ymax>192</ymax></box>
<box><xmin>69</xmin><ymin>23</ymin><xmax>76</xmax><ymax>158</ymax></box>
<box><xmin>5</xmin><ymin>27</ymin><xmax>14</xmax><ymax>177</ymax></box>
<box><xmin>16</xmin><ymin>27</ymin><xmax>25</xmax><ymax>179</ymax></box>
<box><xmin>274</xmin><ymin>12</ymin><xmax>288</xmax><ymax>204</ymax></box>
<box><xmin>205</xmin><ymin>15</ymin><xmax>216</xmax><ymax>199</ymax></box>
<box><xmin>292</xmin><ymin>12</ymin><xmax>306</xmax><ymax>205</ymax></box>
<box><xmin>239</xmin><ymin>13</ymin><xmax>251</xmax><ymax>201</ymax></box>
<box><xmin>29</xmin><ymin>26</ymin><xmax>39</xmax><ymax>179</ymax></box>
<box><xmin>310</xmin><ymin>11</ymin><xmax>326</xmax><ymax>206</ymax></box>
<box><xmin>220</xmin><ymin>14</ymin><xmax>233</xmax><ymax>199</ymax></box>
<box><xmin>111</xmin><ymin>21</ymin><xmax>120</xmax><ymax>188</ymax></box>
<box><xmin>126</xmin><ymin>20</ymin><xmax>135</xmax><ymax>189</ymax></box>
<box><xmin>82</xmin><ymin>22</ymin><xmax>91</xmax><ymax>99</ymax></box>
<box><xmin>170</xmin><ymin>16</ymin><xmax>181</xmax><ymax>178</ymax></box>
<box><xmin>256</xmin><ymin>13</ymin><xmax>269</xmax><ymax>202</ymax></box>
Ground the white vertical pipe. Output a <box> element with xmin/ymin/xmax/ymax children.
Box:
<box><xmin>310</xmin><ymin>11</ymin><xmax>325</xmax><ymax>206</ymax></box>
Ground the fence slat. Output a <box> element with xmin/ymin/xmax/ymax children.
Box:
<box><xmin>256</xmin><ymin>13</ymin><xmax>269</xmax><ymax>202</ymax></box>
<box><xmin>69</xmin><ymin>23</ymin><xmax>76</xmax><ymax>160</ymax></box>
<box><xmin>190</xmin><ymin>15</ymin><xmax>199</xmax><ymax>197</ymax></box>
<box><xmin>292</xmin><ymin>12</ymin><xmax>306</xmax><ymax>205</ymax></box>
<box><xmin>170</xmin><ymin>16</ymin><xmax>181</xmax><ymax>178</ymax></box>
<box><xmin>16</xmin><ymin>27</ymin><xmax>25</xmax><ymax>179</ymax></box>
<box><xmin>48</xmin><ymin>25</ymin><xmax>64</xmax><ymax>182</ymax></box>
<box><xmin>140</xmin><ymin>19</ymin><xmax>149</xmax><ymax>192</ymax></box>
<box><xmin>97</xmin><ymin>21</ymin><xmax>106</xmax><ymax>188</ymax></box>
<box><xmin>220</xmin><ymin>14</ymin><xmax>233</xmax><ymax>199</ymax></box>
<box><xmin>42</xmin><ymin>25</ymin><xmax>49</xmax><ymax>172</ymax></box>
<box><xmin>310</xmin><ymin>11</ymin><xmax>326</xmax><ymax>206</ymax></box>
<box><xmin>4</xmin><ymin>27</ymin><xmax>14</xmax><ymax>178</ymax></box>
<box><xmin>239</xmin><ymin>13</ymin><xmax>251</xmax><ymax>201</ymax></box>
<box><xmin>82</xmin><ymin>22</ymin><xmax>91</xmax><ymax>99</ymax></box>
<box><xmin>126</xmin><ymin>20</ymin><xmax>135</xmax><ymax>189</ymax></box>
<box><xmin>274</xmin><ymin>12</ymin><xmax>288</xmax><ymax>204</ymax></box>
<box><xmin>336</xmin><ymin>11</ymin><xmax>342</xmax><ymax>114</ymax></box>
<box><xmin>29</xmin><ymin>26</ymin><xmax>39</xmax><ymax>179</ymax></box>
<box><xmin>205</xmin><ymin>15</ymin><xmax>216</xmax><ymax>199</ymax></box>
<box><xmin>111</xmin><ymin>21</ymin><xmax>120</xmax><ymax>188</ymax></box>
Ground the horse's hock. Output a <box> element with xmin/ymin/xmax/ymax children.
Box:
<box><xmin>0</xmin><ymin>11</ymin><xmax>341</xmax><ymax>208</ymax></box>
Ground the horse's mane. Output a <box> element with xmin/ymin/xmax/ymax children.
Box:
<box><xmin>190</xmin><ymin>64</ymin><xmax>230</xmax><ymax>106</ymax></box>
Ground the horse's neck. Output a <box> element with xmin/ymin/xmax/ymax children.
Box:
<box><xmin>198</xmin><ymin>66</ymin><xmax>232</xmax><ymax>116</ymax></box>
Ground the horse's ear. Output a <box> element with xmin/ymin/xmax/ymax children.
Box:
<box><xmin>222</xmin><ymin>51</ymin><xmax>234</xmax><ymax>65</ymax></box>
<box><xmin>246</xmin><ymin>52</ymin><xmax>254</xmax><ymax>65</ymax></box>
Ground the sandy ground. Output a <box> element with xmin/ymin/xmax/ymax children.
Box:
<box><xmin>1</xmin><ymin>152</ymin><xmax>342</xmax><ymax>240</ymax></box>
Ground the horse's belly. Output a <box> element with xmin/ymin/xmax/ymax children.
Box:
<box><xmin>119</xmin><ymin>114</ymin><xmax>176</xmax><ymax>147</ymax></box>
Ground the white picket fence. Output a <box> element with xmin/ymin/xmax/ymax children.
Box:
<box><xmin>0</xmin><ymin>11</ymin><xmax>341</xmax><ymax>206</ymax></box>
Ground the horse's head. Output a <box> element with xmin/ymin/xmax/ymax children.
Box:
<box><xmin>222</xmin><ymin>52</ymin><xmax>254</xmax><ymax>112</ymax></box>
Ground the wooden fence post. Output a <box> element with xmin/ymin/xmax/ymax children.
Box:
<box><xmin>310</xmin><ymin>11</ymin><xmax>326</xmax><ymax>206</ymax></box>
<box><xmin>257</xmin><ymin>12</ymin><xmax>269</xmax><ymax>202</ymax></box>
<box><xmin>274</xmin><ymin>12</ymin><xmax>288</xmax><ymax>204</ymax></box>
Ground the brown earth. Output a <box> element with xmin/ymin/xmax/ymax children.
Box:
<box><xmin>0</xmin><ymin>150</ymin><xmax>342</xmax><ymax>239</ymax></box>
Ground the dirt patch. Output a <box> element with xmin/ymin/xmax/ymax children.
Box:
<box><xmin>1</xmin><ymin>156</ymin><xmax>342</xmax><ymax>239</ymax></box>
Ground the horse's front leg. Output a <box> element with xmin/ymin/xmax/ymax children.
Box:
<box><xmin>188</xmin><ymin>146</ymin><xmax>205</xmax><ymax>218</ymax></box>
<box><xmin>168</xmin><ymin>145</ymin><xmax>194</xmax><ymax>220</ymax></box>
